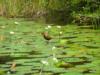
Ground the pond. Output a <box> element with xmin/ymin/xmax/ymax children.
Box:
<box><xmin>0</xmin><ymin>18</ymin><xmax>100</xmax><ymax>75</ymax></box>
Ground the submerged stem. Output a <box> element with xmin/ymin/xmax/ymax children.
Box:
<box><xmin>39</xmin><ymin>64</ymin><xmax>44</xmax><ymax>75</ymax></box>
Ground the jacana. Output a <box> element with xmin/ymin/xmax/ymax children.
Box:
<box><xmin>8</xmin><ymin>61</ymin><xmax>16</xmax><ymax>74</ymax></box>
<box><xmin>41</xmin><ymin>32</ymin><xmax>52</xmax><ymax>43</ymax></box>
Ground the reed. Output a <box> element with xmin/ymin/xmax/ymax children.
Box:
<box><xmin>0</xmin><ymin>0</ymin><xmax>99</xmax><ymax>28</ymax></box>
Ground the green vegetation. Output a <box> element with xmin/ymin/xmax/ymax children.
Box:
<box><xmin>0</xmin><ymin>69</ymin><xmax>5</xmax><ymax>75</ymax></box>
<box><xmin>0</xmin><ymin>0</ymin><xmax>100</xmax><ymax>27</ymax></box>
<box><xmin>0</xmin><ymin>18</ymin><xmax>100</xmax><ymax>75</ymax></box>
<box><xmin>0</xmin><ymin>0</ymin><xmax>100</xmax><ymax>75</ymax></box>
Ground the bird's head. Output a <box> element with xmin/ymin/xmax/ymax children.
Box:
<box><xmin>41</xmin><ymin>32</ymin><xmax>48</xmax><ymax>36</ymax></box>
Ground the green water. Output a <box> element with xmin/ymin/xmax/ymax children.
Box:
<box><xmin>0</xmin><ymin>18</ymin><xmax>100</xmax><ymax>75</ymax></box>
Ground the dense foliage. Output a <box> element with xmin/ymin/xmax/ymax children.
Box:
<box><xmin>0</xmin><ymin>0</ymin><xmax>100</xmax><ymax>26</ymax></box>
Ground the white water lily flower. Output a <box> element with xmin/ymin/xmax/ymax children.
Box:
<box><xmin>14</xmin><ymin>21</ymin><xmax>19</xmax><ymax>25</ymax></box>
<box><xmin>47</xmin><ymin>25</ymin><xmax>51</xmax><ymax>29</ymax></box>
<box><xmin>78</xmin><ymin>14</ymin><xmax>81</xmax><ymax>16</ymax></box>
<box><xmin>52</xmin><ymin>46</ymin><xmax>56</xmax><ymax>50</ymax></box>
<box><xmin>57</xmin><ymin>26</ymin><xmax>61</xmax><ymax>28</ymax></box>
<box><xmin>52</xmin><ymin>54</ymin><xmax>58</xmax><ymax>62</ymax></box>
<box><xmin>53</xmin><ymin>57</ymin><xmax>58</xmax><ymax>63</ymax></box>
<box><xmin>10</xmin><ymin>31</ymin><xmax>15</xmax><ymax>34</ymax></box>
<box><xmin>41</xmin><ymin>60</ymin><xmax>49</xmax><ymax>65</ymax></box>
<box><xmin>7</xmin><ymin>71</ymin><xmax>10</xmax><ymax>75</ymax></box>
<box><xmin>59</xmin><ymin>31</ymin><xmax>62</xmax><ymax>34</ymax></box>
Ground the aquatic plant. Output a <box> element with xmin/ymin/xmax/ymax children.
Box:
<box><xmin>52</xmin><ymin>46</ymin><xmax>59</xmax><ymax>63</ymax></box>
<box><xmin>40</xmin><ymin>60</ymin><xmax>49</xmax><ymax>75</ymax></box>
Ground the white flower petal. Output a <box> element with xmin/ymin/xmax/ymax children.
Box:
<box><xmin>60</xmin><ymin>32</ymin><xmax>62</xmax><ymax>34</ymax></box>
<box><xmin>57</xmin><ymin>26</ymin><xmax>61</xmax><ymax>28</ymax></box>
<box><xmin>53</xmin><ymin>57</ymin><xmax>58</xmax><ymax>62</ymax></box>
<box><xmin>14</xmin><ymin>22</ymin><xmax>19</xmax><ymax>25</ymax></box>
<box><xmin>47</xmin><ymin>25</ymin><xmax>51</xmax><ymax>28</ymax></box>
<box><xmin>10</xmin><ymin>31</ymin><xmax>15</xmax><ymax>34</ymax></box>
<box><xmin>52</xmin><ymin>46</ymin><xmax>56</xmax><ymax>50</ymax></box>
<box><xmin>41</xmin><ymin>60</ymin><xmax>49</xmax><ymax>65</ymax></box>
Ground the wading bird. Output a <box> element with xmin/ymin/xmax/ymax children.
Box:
<box><xmin>7</xmin><ymin>60</ymin><xmax>16</xmax><ymax>74</ymax></box>
<box><xmin>41</xmin><ymin>32</ymin><xmax>52</xmax><ymax>44</ymax></box>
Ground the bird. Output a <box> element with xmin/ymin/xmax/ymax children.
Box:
<box><xmin>41</xmin><ymin>32</ymin><xmax>52</xmax><ymax>44</ymax></box>
<box><xmin>7</xmin><ymin>60</ymin><xmax>16</xmax><ymax>74</ymax></box>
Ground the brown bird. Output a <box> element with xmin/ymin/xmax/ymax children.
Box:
<box><xmin>41</xmin><ymin>32</ymin><xmax>52</xmax><ymax>44</ymax></box>
<box><xmin>9</xmin><ymin>60</ymin><xmax>16</xmax><ymax>73</ymax></box>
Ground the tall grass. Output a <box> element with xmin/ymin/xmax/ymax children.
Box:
<box><xmin>0</xmin><ymin>0</ymin><xmax>99</xmax><ymax>27</ymax></box>
<box><xmin>0</xmin><ymin>0</ymin><xmax>71</xmax><ymax>17</ymax></box>
<box><xmin>0</xmin><ymin>0</ymin><xmax>40</xmax><ymax>17</ymax></box>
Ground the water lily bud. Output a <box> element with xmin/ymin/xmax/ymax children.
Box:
<box><xmin>7</xmin><ymin>71</ymin><xmax>10</xmax><ymax>74</ymax></box>
<box><xmin>41</xmin><ymin>60</ymin><xmax>49</xmax><ymax>65</ymax></box>
<box><xmin>57</xmin><ymin>26</ymin><xmax>61</xmax><ymax>28</ymax></box>
<box><xmin>53</xmin><ymin>57</ymin><xmax>58</xmax><ymax>62</ymax></box>
<box><xmin>14</xmin><ymin>22</ymin><xmax>19</xmax><ymax>25</ymax></box>
<box><xmin>83</xmin><ymin>7</ymin><xmax>85</xmax><ymax>8</ymax></box>
<box><xmin>48</xmin><ymin>25</ymin><xmax>51</xmax><ymax>28</ymax></box>
<box><xmin>60</xmin><ymin>32</ymin><xmax>62</xmax><ymax>34</ymax></box>
<box><xmin>52</xmin><ymin>46</ymin><xmax>56</xmax><ymax>50</ymax></box>
<box><xmin>10</xmin><ymin>31</ymin><xmax>15</xmax><ymax>34</ymax></box>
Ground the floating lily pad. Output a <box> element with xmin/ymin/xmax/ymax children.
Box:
<box><xmin>0</xmin><ymin>18</ymin><xmax>100</xmax><ymax>75</ymax></box>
